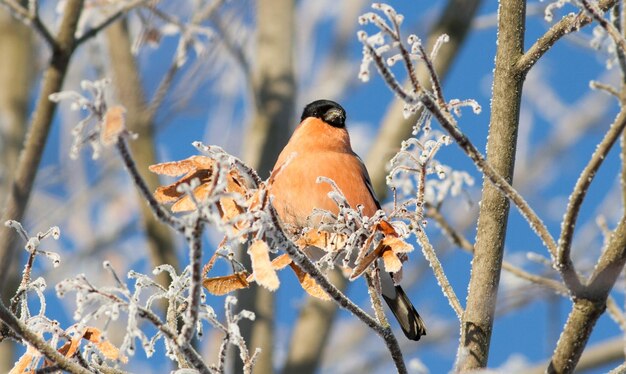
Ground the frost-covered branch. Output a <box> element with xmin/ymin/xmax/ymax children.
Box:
<box><xmin>558</xmin><ymin>107</ymin><xmax>626</xmax><ymax>291</ymax></box>
<box><xmin>0</xmin><ymin>300</ymin><xmax>91</xmax><ymax>374</ymax></box>
<box><xmin>518</xmin><ymin>0</ymin><xmax>618</xmax><ymax>73</ymax></box>
<box><xmin>415</xmin><ymin>229</ymin><xmax>462</xmax><ymax>319</ymax></box>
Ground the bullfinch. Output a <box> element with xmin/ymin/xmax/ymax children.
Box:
<box><xmin>269</xmin><ymin>99</ymin><xmax>426</xmax><ymax>341</ymax></box>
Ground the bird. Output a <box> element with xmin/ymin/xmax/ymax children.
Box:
<box><xmin>268</xmin><ymin>99</ymin><xmax>426</xmax><ymax>341</ymax></box>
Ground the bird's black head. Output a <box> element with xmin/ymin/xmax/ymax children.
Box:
<box><xmin>301</xmin><ymin>99</ymin><xmax>346</xmax><ymax>128</ymax></box>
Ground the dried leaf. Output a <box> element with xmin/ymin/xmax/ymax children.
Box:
<box><xmin>295</xmin><ymin>231</ymin><xmax>348</xmax><ymax>252</ymax></box>
<box><xmin>289</xmin><ymin>263</ymin><xmax>330</xmax><ymax>301</ymax></box>
<box><xmin>171</xmin><ymin>183</ymin><xmax>213</xmax><ymax>212</ymax></box>
<box><xmin>57</xmin><ymin>334</ymin><xmax>81</xmax><ymax>359</ymax></box>
<box><xmin>350</xmin><ymin>241</ymin><xmax>386</xmax><ymax>280</ymax></box>
<box><xmin>248</xmin><ymin>240</ymin><xmax>279</xmax><ymax>291</ymax></box>
<box><xmin>382</xmin><ymin>236</ymin><xmax>413</xmax><ymax>253</ymax></box>
<box><xmin>376</xmin><ymin>220</ymin><xmax>398</xmax><ymax>236</ymax></box>
<box><xmin>154</xmin><ymin>169</ymin><xmax>212</xmax><ymax>203</ymax></box>
<box><xmin>203</xmin><ymin>272</ymin><xmax>250</xmax><ymax>295</ymax></box>
<box><xmin>271</xmin><ymin>253</ymin><xmax>293</xmax><ymax>270</ymax></box>
<box><xmin>219</xmin><ymin>196</ymin><xmax>245</xmax><ymax>220</ymax></box>
<box><xmin>149</xmin><ymin>155</ymin><xmax>214</xmax><ymax>176</ymax></box>
<box><xmin>101</xmin><ymin>106</ymin><xmax>126</xmax><ymax>146</ymax></box>
<box><xmin>82</xmin><ymin>327</ymin><xmax>127</xmax><ymax>363</ymax></box>
<box><xmin>10</xmin><ymin>345</ymin><xmax>38</xmax><ymax>374</ymax></box>
<box><xmin>382</xmin><ymin>249</ymin><xmax>402</xmax><ymax>273</ymax></box>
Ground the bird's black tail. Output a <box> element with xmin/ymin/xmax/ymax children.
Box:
<box><xmin>382</xmin><ymin>285</ymin><xmax>427</xmax><ymax>341</ymax></box>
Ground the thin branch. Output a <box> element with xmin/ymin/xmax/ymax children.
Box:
<box><xmin>365</xmin><ymin>271</ymin><xmax>390</xmax><ymax>328</ymax></box>
<box><xmin>558</xmin><ymin>107</ymin><xmax>626</xmax><ymax>290</ymax></box>
<box><xmin>415</xmin><ymin>228</ymin><xmax>463</xmax><ymax>319</ymax></box>
<box><xmin>518</xmin><ymin>0</ymin><xmax>618</xmax><ymax>73</ymax></box>
<box><xmin>180</xmin><ymin>218</ymin><xmax>203</xmax><ymax>342</ymax></box>
<box><xmin>364</xmin><ymin>42</ymin><xmax>559</xmax><ymax>267</ymax></box>
<box><xmin>74</xmin><ymin>0</ymin><xmax>147</xmax><ymax>46</ymax></box>
<box><xmin>0</xmin><ymin>300</ymin><xmax>91</xmax><ymax>374</ymax></box>
<box><xmin>115</xmin><ymin>137</ymin><xmax>184</xmax><ymax>232</ymax></box>
<box><xmin>0</xmin><ymin>0</ymin><xmax>55</xmax><ymax>47</ymax></box>
<box><xmin>580</xmin><ymin>0</ymin><xmax>626</xmax><ymax>54</ymax></box>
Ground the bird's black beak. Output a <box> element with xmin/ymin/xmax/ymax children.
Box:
<box><xmin>323</xmin><ymin>108</ymin><xmax>346</xmax><ymax>127</ymax></box>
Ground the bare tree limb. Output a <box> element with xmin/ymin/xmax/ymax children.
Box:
<box><xmin>455</xmin><ymin>0</ymin><xmax>526</xmax><ymax>369</ymax></box>
<box><xmin>0</xmin><ymin>0</ymin><xmax>84</xmax><ymax>290</ymax></box>
<box><xmin>558</xmin><ymin>107</ymin><xmax>626</xmax><ymax>291</ymax></box>
<box><xmin>0</xmin><ymin>0</ymin><xmax>55</xmax><ymax>47</ymax></box>
<box><xmin>517</xmin><ymin>0</ymin><xmax>618</xmax><ymax>74</ymax></box>
<box><xmin>0</xmin><ymin>299</ymin><xmax>92</xmax><ymax>374</ymax></box>
<box><xmin>527</xmin><ymin>337</ymin><xmax>625</xmax><ymax>373</ymax></box>
<box><xmin>549</xmin><ymin>217</ymin><xmax>626</xmax><ymax>373</ymax></box>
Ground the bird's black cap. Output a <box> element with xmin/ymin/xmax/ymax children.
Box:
<box><xmin>301</xmin><ymin>99</ymin><xmax>346</xmax><ymax>128</ymax></box>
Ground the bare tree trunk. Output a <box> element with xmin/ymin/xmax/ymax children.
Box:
<box><xmin>105</xmin><ymin>19</ymin><xmax>179</xmax><ymax>288</ymax></box>
<box><xmin>456</xmin><ymin>0</ymin><xmax>526</xmax><ymax>370</ymax></box>
<box><xmin>0</xmin><ymin>0</ymin><xmax>84</xmax><ymax>288</ymax></box>
<box><xmin>237</xmin><ymin>1</ymin><xmax>296</xmax><ymax>373</ymax></box>
<box><xmin>0</xmin><ymin>9</ymin><xmax>33</xmax><ymax>373</ymax></box>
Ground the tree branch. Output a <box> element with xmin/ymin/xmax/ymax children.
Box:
<box><xmin>455</xmin><ymin>0</ymin><xmax>526</xmax><ymax>369</ymax></box>
<box><xmin>0</xmin><ymin>0</ymin><xmax>84</xmax><ymax>290</ymax></box>
<box><xmin>517</xmin><ymin>0</ymin><xmax>618</xmax><ymax>73</ymax></box>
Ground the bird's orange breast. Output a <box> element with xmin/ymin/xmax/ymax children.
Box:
<box><xmin>269</xmin><ymin>118</ymin><xmax>379</xmax><ymax>228</ymax></box>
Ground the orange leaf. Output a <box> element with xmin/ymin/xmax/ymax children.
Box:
<box><xmin>170</xmin><ymin>183</ymin><xmax>214</xmax><ymax>212</ymax></box>
<box><xmin>271</xmin><ymin>254</ymin><xmax>293</xmax><ymax>270</ymax></box>
<box><xmin>248</xmin><ymin>240</ymin><xmax>279</xmax><ymax>291</ymax></box>
<box><xmin>295</xmin><ymin>231</ymin><xmax>347</xmax><ymax>252</ymax></box>
<box><xmin>289</xmin><ymin>263</ymin><xmax>330</xmax><ymax>301</ymax></box>
<box><xmin>82</xmin><ymin>327</ymin><xmax>127</xmax><ymax>363</ymax></box>
<box><xmin>376</xmin><ymin>220</ymin><xmax>398</xmax><ymax>236</ymax></box>
<box><xmin>350</xmin><ymin>242</ymin><xmax>386</xmax><ymax>280</ymax></box>
<box><xmin>382</xmin><ymin>236</ymin><xmax>413</xmax><ymax>253</ymax></box>
<box><xmin>149</xmin><ymin>155</ymin><xmax>214</xmax><ymax>176</ymax></box>
<box><xmin>219</xmin><ymin>196</ymin><xmax>244</xmax><ymax>221</ymax></box>
<box><xmin>203</xmin><ymin>272</ymin><xmax>250</xmax><ymax>295</ymax></box>
<box><xmin>154</xmin><ymin>169</ymin><xmax>212</xmax><ymax>203</ymax></box>
<box><xmin>246</xmin><ymin>253</ymin><xmax>293</xmax><ymax>283</ymax></box>
<box><xmin>57</xmin><ymin>335</ymin><xmax>81</xmax><ymax>359</ymax></box>
<box><xmin>381</xmin><ymin>250</ymin><xmax>402</xmax><ymax>273</ymax></box>
<box><xmin>9</xmin><ymin>345</ymin><xmax>38</xmax><ymax>374</ymax></box>
<box><xmin>101</xmin><ymin>106</ymin><xmax>126</xmax><ymax>146</ymax></box>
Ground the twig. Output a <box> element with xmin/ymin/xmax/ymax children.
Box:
<box><xmin>180</xmin><ymin>218</ymin><xmax>203</xmax><ymax>342</ymax></box>
<box><xmin>558</xmin><ymin>107</ymin><xmax>626</xmax><ymax>291</ymax></box>
<box><xmin>365</xmin><ymin>271</ymin><xmax>390</xmax><ymax>328</ymax></box>
<box><xmin>415</xmin><ymin>228</ymin><xmax>463</xmax><ymax>319</ymax></box>
<box><xmin>75</xmin><ymin>0</ymin><xmax>147</xmax><ymax>46</ymax></box>
<box><xmin>0</xmin><ymin>300</ymin><xmax>91</xmax><ymax>374</ymax></box>
<box><xmin>115</xmin><ymin>137</ymin><xmax>184</xmax><ymax>232</ymax></box>
<box><xmin>606</xmin><ymin>296</ymin><xmax>626</xmax><ymax>331</ymax></box>
<box><xmin>1</xmin><ymin>0</ymin><xmax>55</xmax><ymax>47</ymax></box>
<box><xmin>517</xmin><ymin>0</ymin><xmax>618</xmax><ymax>73</ymax></box>
<box><xmin>580</xmin><ymin>0</ymin><xmax>626</xmax><ymax>54</ymax></box>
